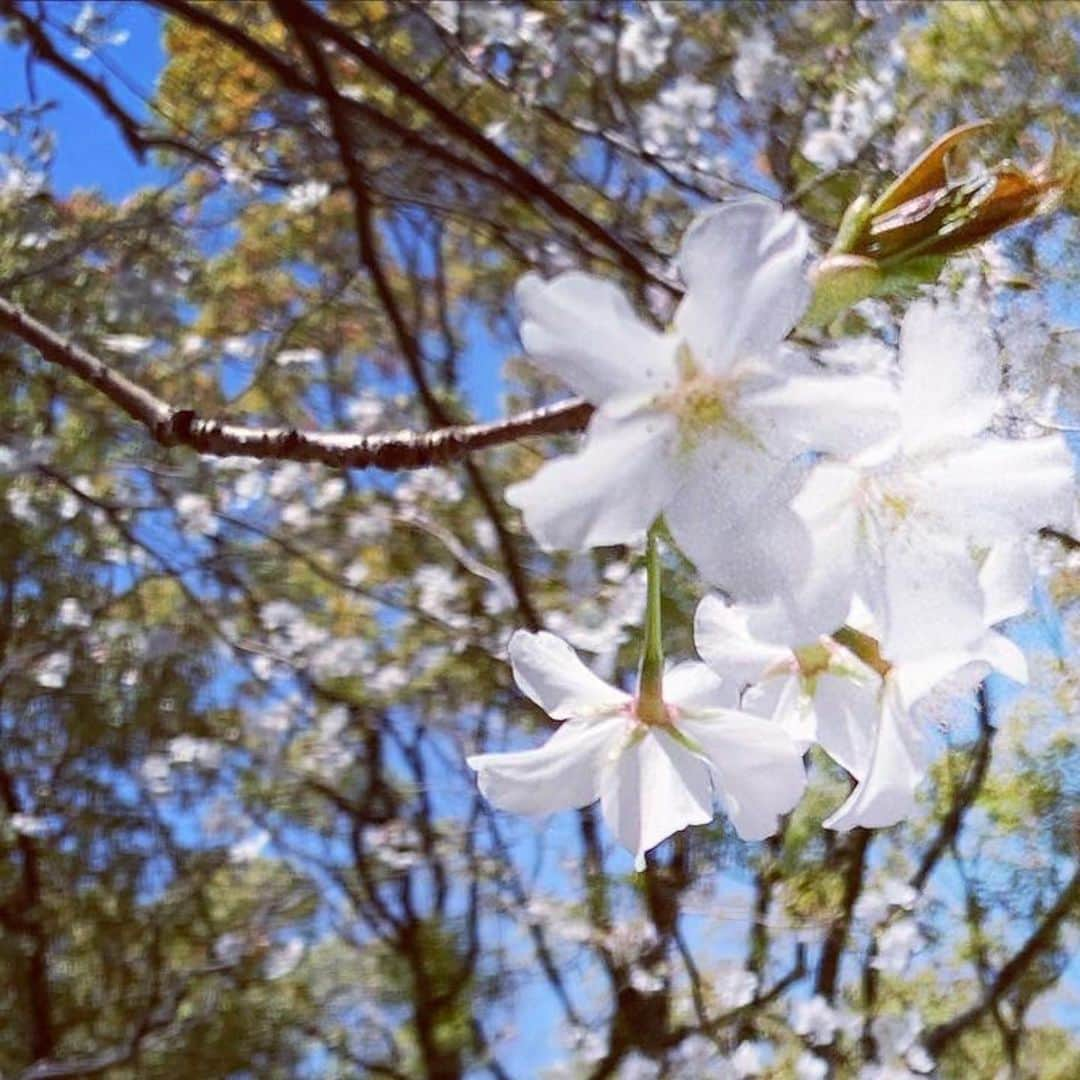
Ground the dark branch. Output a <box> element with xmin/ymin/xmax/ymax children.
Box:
<box><xmin>815</xmin><ymin>827</ymin><xmax>872</xmax><ymax>1002</ymax></box>
<box><xmin>911</xmin><ymin>683</ymin><xmax>997</xmax><ymax>893</ymax></box>
<box><xmin>924</xmin><ymin>865</ymin><xmax>1080</xmax><ymax>1056</ymax></box>
<box><xmin>152</xmin><ymin>0</ymin><xmax>676</xmax><ymax>292</ymax></box>
<box><xmin>0</xmin><ymin>295</ymin><xmax>591</xmax><ymax>469</ymax></box>
<box><xmin>4</xmin><ymin>0</ymin><xmax>181</xmax><ymax>162</ymax></box>
<box><xmin>272</xmin><ymin>0</ymin><xmax>544</xmax><ymax>631</ymax></box>
<box><xmin>249</xmin><ymin>0</ymin><xmax>673</xmax><ymax>292</ymax></box>
<box><xmin>1040</xmin><ymin>527</ymin><xmax>1080</xmax><ymax>551</ymax></box>
<box><xmin>145</xmin><ymin>0</ymin><xmax>523</xmax><ymax>195</ymax></box>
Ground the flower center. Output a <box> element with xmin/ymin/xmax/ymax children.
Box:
<box><xmin>879</xmin><ymin>489</ymin><xmax>913</xmax><ymax>523</ymax></box>
<box><xmin>858</xmin><ymin>460</ymin><xmax>918</xmax><ymax>527</ymax></box>
<box><xmin>659</xmin><ymin>342</ymin><xmax>753</xmax><ymax>451</ymax></box>
<box><xmin>794</xmin><ymin>641</ymin><xmax>832</xmax><ymax>680</ymax></box>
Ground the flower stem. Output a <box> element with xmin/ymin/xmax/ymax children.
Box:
<box><xmin>637</xmin><ymin>522</ymin><xmax>666</xmax><ymax>725</ymax></box>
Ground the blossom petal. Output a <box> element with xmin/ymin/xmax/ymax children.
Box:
<box><xmin>468</xmin><ymin>714</ymin><xmax>624</xmax><ymax>816</ymax></box>
<box><xmin>516</xmin><ymin>272</ymin><xmax>677</xmax><ymax>403</ymax></box>
<box><xmin>674</xmin><ymin>198</ymin><xmax>809</xmax><ymax>374</ymax></box>
<box><xmin>744</xmin><ymin>462</ymin><xmax>861</xmax><ymax>643</ymax></box>
<box><xmin>890</xmin><ymin>631</ymin><xmax>1028</xmax><ymax>711</ymax></box>
<box><xmin>600</xmin><ymin>730</ymin><xmax>713</xmax><ymax>870</ymax></box>
<box><xmin>749</xmin><ymin>374</ymin><xmax>900</xmax><ymax>457</ymax></box>
<box><xmin>666</xmin><ymin>439</ymin><xmax>810</xmax><ymax>602</ymax></box>
<box><xmin>876</xmin><ymin>526</ymin><xmax>985</xmax><ymax>662</ymax></box>
<box><xmin>760</xmin><ymin>674</ymin><xmax>815</xmax><ymax>751</ymax></box>
<box><xmin>694</xmin><ymin>595</ymin><xmax>791</xmax><ymax>683</ymax></box>
<box><xmin>663</xmin><ymin>660</ymin><xmax>740</xmax><ymax>712</ymax></box>
<box><xmin>508</xmin><ymin>630</ymin><xmax>629</xmax><ymax>719</ymax></box>
<box><xmin>824</xmin><ymin>688</ymin><xmax>925</xmax><ymax>831</ymax></box>
<box><xmin>980</xmin><ymin>540</ymin><xmax>1032</xmax><ymax>626</ymax></box>
<box><xmin>679</xmin><ymin>711</ymin><xmax>806</xmax><ymax>840</ymax></box>
<box><xmin>898</xmin><ymin>300</ymin><xmax>999</xmax><ymax>454</ymax></box>
<box><xmin>506</xmin><ymin>409</ymin><xmax>676</xmax><ymax>550</ymax></box>
<box><xmin>811</xmin><ymin>674</ymin><xmax>880</xmax><ymax>780</ymax></box>
<box><xmin>917</xmin><ymin>435</ymin><xmax>1075</xmax><ymax>540</ymax></box>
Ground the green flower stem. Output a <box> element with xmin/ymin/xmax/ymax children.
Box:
<box><xmin>637</xmin><ymin>522</ymin><xmax>666</xmax><ymax>725</ymax></box>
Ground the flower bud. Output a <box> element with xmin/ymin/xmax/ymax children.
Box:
<box><xmin>806</xmin><ymin>121</ymin><xmax>1063</xmax><ymax>325</ymax></box>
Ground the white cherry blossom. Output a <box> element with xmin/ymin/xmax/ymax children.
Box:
<box><xmin>617</xmin><ymin>5</ymin><xmax>676</xmax><ymax>82</ymax></box>
<box><xmin>872</xmin><ymin>918</ymin><xmax>922</xmax><ymax>976</ymax></box>
<box><xmin>802</xmin><ymin>74</ymin><xmax>897</xmax><ymax>171</ymax></box>
<box><xmin>34</xmin><ymin>650</ymin><xmax>72</xmax><ymax>689</ymax></box>
<box><xmin>766</xmin><ymin>299</ymin><xmax>1074</xmax><ymax>657</ymax></box>
<box><xmin>855</xmin><ymin>878</ymin><xmax>918</xmax><ymax>927</ymax></box>
<box><xmin>467</xmin><ymin>630</ymin><xmax>806</xmax><ymax>869</ymax></box>
<box><xmin>733</xmin><ymin>28</ymin><xmax>779</xmax><ymax>102</ymax></box>
<box><xmin>9</xmin><ymin>813</ymin><xmax>50</xmax><ymax>838</ymax></box>
<box><xmin>695</xmin><ymin>591</ymin><xmax>1029</xmax><ymax>830</ymax></box>
<box><xmin>820</xmin><ymin>556</ymin><xmax>1030</xmax><ymax>830</ymax></box>
<box><xmin>695</xmin><ymin>594</ymin><xmax>880</xmax><ymax>774</ymax></box>
<box><xmin>731</xmin><ymin>1040</ymin><xmax>769</xmax><ymax>1077</ymax></box>
<box><xmin>507</xmin><ymin>198</ymin><xmax>896</xmax><ymax>604</ymax></box>
<box><xmin>861</xmin><ymin>1012</ymin><xmax>935</xmax><ymax>1079</ymax></box>
<box><xmin>790</xmin><ymin>995</ymin><xmax>842</xmax><ymax>1047</ymax></box>
<box><xmin>795</xmin><ymin>1053</ymin><xmax>829</xmax><ymax>1080</ymax></box>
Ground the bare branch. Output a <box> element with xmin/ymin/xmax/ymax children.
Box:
<box><xmin>910</xmin><ymin>684</ymin><xmax>997</xmax><ymax>893</ymax></box>
<box><xmin>142</xmin><ymin>0</ymin><xmax>522</xmax><ymax>196</ymax></box>
<box><xmin>151</xmin><ymin>0</ymin><xmax>677</xmax><ymax>291</ymax></box>
<box><xmin>0</xmin><ymin>295</ymin><xmax>591</xmax><ymax>469</ymax></box>
<box><xmin>815</xmin><ymin>827</ymin><xmax>872</xmax><ymax>1002</ymax></box>
<box><xmin>278</xmin><ymin>0</ymin><xmax>674</xmax><ymax>292</ymax></box>
<box><xmin>924</xmin><ymin>865</ymin><xmax>1080</xmax><ymax>1056</ymax></box>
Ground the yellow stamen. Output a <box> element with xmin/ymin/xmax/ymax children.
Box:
<box><xmin>659</xmin><ymin>344</ymin><xmax>756</xmax><ymax>451</ymax></box>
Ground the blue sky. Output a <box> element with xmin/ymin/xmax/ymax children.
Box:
<box><xmin>0</xmin><ymin>2</ymin><xmax>165</xmax><ymax>196</ymax></box>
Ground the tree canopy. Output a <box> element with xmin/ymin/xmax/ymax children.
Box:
<box><xmin>0</xmin><ymin>2</ymin><xmax>1078</xmax><ymax>1077</ymax></box>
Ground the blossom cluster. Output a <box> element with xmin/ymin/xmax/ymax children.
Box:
<box><xmin>469</xmin><ymin>198</ymin><xmax>1074</xmax><ymax>869</ymax></box>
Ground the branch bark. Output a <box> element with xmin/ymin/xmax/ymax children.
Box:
<box><xmin>815</xmin><ymin>827</ymin><xmax>872</xmax><ymax>1002</ymax></box>
<box><xmin>150</xmin><ymin>0</ymin><xmax>676</xmax><ymax>289</ymax></box>
<box><xmin>142</xmin><ymin>0</ymin><xmax>518</xmax><ymax>196</ymax></box>
<box><xmin>0</xmin><ymin>1</ymin><xmax>259</xmax><ymax>180</ymax></box>
<box><xmin>0</xmin><ymin>295</ymin><xmax>591</xmax><ymax>469</ymax></box>
<box><xmin>270</xmin><ymin>0</ymin><xmax>543</xmax><ymax>632</ymax></box>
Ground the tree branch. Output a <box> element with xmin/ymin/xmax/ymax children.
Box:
<box><xmin>1040</xmin><ymin>527</ymin><xmax>1080</xmax><ymax>551</ymax></box>
<box><xmin>0</xmin><ymin>295</ymin><xmax>591</xmax><ymax>469</ymax></box>
<box><xmin>924</xmin><ymin>865</ymin><xmax>1080</xmax><ymax>1056</ymax></box>
<box><xmin>0</xmin><ymin>764</ymin><xmax>54</xmax><ymax>1062</ymax></box>
<box><xmin>911</xmin><ymin>683</ymin><xmax>997</xmax><ymax>893</ymax></box>
<box><xmin>151</xmin><ymin>0</ymin><xmax>677</xmax><ymax>291</ymax></box>
<box><xmin>144</xmin><ymin>0</ymin><xmax>523</xmax><ymax>196</ymax></box>
<box><xmin>815</xmin><ymin>827</ymin><xmax>872</xmax><ymax>1002</ymax></box>
<box><xmin>240</xmin><ymin>0</ymin><xmax>675</xmax><ymax>292</ymax></box>
<box><xmin>273</xmin><ymin>0</ymin><xmax>674</xmax><ymax>293</ymax></box>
